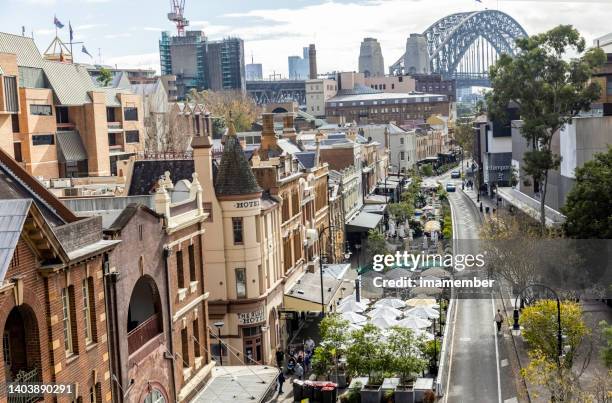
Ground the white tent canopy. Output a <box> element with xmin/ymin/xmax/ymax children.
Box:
<box><xmin>374</xmin><ymin>297</ymin><xmax>407</xmax><ymax>309</ymax></box>
<box><xmin>341</xmin><ymin>311</ymin><xmax>368</xmax><ymax>324</ymax></box>
<box><xmin>370</xmin><ymin>315</ymin><xmax>399</xmax><ymax>329</ymax></box>
<box><xmin>367</xmin><ymin>305</ymin><xmax>403</xmax><ymax>319</ymax></box>
<box><xmin>405</xmin><ymin>306</ymin><xmax>440</xmax><ymax>320</ymax></box>
<box><xmin>338</xmin><ymin>300</ymin><xmax>367</xmax><ymax>313</ymax></box>
<box><xmin>405</xmin><ymin>297</ymin><xmax>438</xmax><ymax>308</ymax></box>
<box><xmin>397</xmin><ymin>316</ymin><xmax>432</xmax><ymax>330</ymax></box>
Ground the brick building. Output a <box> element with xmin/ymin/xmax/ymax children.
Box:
<box><xmin>0</xmin><ymin>147</ymin><xmax>119</xmax><ymax>402</ymax></box>
<box><xmin>0</xmin><ymin>32</ymin><xmax>145</xmax><ymax>179</ymax></box>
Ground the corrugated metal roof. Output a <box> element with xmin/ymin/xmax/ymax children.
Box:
<box><xmin>0</xmin><ymin>66</ymin><xmax>3</xmax><ymax>75</ymax></box>
<box><xmin>103</xmin><ymin>88</ymin><xmax>132</xmax><ymax>107</ymax></box>
<box><xmin>0</xmin><ymin>199</ymin><xmax>31</xmax><ymax>283</ymax></box>
<box><xmin>42</xmin><ymin>60</ymin><xmax>96</xmax><ymax>105</ymax></box>
<box><xmin>0</xmin><ymin>32</ymin><xmax>44</xmax><ymax>68</ymax></box>
<box><xmin>56</xmin><ymin>131</ymin><xmax>87</xmax><ymax>162</ymax></box>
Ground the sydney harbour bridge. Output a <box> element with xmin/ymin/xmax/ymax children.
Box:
<box><xmin>389</xmin><ymin>10</ymin><xmax>528</xmax><ymax>88</ymax></box>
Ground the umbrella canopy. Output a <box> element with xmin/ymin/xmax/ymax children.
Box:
<box><xmin>397</xmin><ymin>316</ymin><xmax>432</xmax><ymax>330</ymax></box>
<box><xmin>405</xmin><ymin>297</ymin><xmax>439</xmax><ymax>309</ymax></box>
<box><xmin>340</xmin><ymin>294</ymin><xmax>371</xmax><ymax>306</ymax></box>
<box><xmin>338</xmin><ymin>300</ymin><xmax>367</xmax><ymax>313</ymax></box>
<box><xmin>424</xmin><ymin>220</ymin><xmax>441</xmax><ymax>233</ymax></box>
<box><xmin>374</xmin><ymin>297</ymin><xmax>407</xmax><ymax>309</ymax></box>
<box><xmin>420</xmin><ymin>267</ymin><xmax>451</xmax><ymax>278</ymax></box>
<box><xmin>409</xmin><ymin>286</ymin><xmax>442</xmax><ymax>296</ymax></box>
<box><xmin>341</xmin><ymin>311</ymin><xmax>368</xmax><ymax>324</ymax></box>
<box><xmin>367</xmin><ymin>305</ymin><xmax>403</xmax><ymax>319</ymax></box>
<box><xmin>370</xmin><ymin>315</ymin><xmax>399</xmax><ymax>329</ymax></box>
<box><xmin>405</xmin><ymin>306</ymin><xmax>440</xmax><ymax>320</ymax></box>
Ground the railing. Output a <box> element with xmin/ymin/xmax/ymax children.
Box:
<box><xmin>8</xmin><ymin>367</ymin><xmax>40</xmax><ymax>403</ymax></box>
<box><xmin>134</xmin><ymin>151</ymin><xmax>193</xmax><ymax>160</ymax></box>
<box><xmin>127</xmin><ymin>313</ymin><xmax>162</xmax><ymax>354</ymax></box>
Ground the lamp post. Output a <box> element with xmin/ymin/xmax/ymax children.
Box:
<box><xmin>511</xmin><ymin>284</ymin><xmax>564</xmax><ymax>367</ymax></box>
<box><xmin>213</xmin><ymin>321</ymin><xmax>224</xmax><ymax>366</ymax></box>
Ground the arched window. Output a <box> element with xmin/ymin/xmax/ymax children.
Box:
<box><xmin>127</xmin><ymin>276</ymin><xmax>163</xmax><ymax>354</ymax></box>
<box><xmin>143</xmin><ymin>388</ymin><xmax>166</xmax><ymax>403</ymax></box>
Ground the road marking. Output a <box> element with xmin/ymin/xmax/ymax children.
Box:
<box><xmin>501</xmin><ymin>359</ymin><xmax>509</xmax><ymax>367</ymax></box>
<box><xmin>444</xmin><ymin>296</ymin><xmax>459</xmax><ymax>402</ymax></box>
<box><xmin>459</xmin><ymin>337</ymin><xmax>471</xmax><ymax>342</ymax></box>
<box><xmin>492</xmin><ymin>298</ymin><xmax>502</xmax><ymax>403</ymax></box>
<box><xmin>504</xmin><ymin>398</ymin><xmax>518</xmax><ymax>403</ymax></box>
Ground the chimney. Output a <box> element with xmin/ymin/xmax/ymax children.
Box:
<box><xmin>282</xmin><ymin>113</ymin><xmax>297</xmax><ymax>143</ymax></box>
<box><xmin>260</xmin><ymin>113</ymin><xmax>277</xmax><ymax>150</ymax></box>
<box><xmin>315</xmin><ymin>131</ymin><xmax>322</xmax><ymax>168</ymax></box>
<box><xmin>308</xmin><ymin>44</ymin><xmax>317</xmax><ymax>79</ymax></box>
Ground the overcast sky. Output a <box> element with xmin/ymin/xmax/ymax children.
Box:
<box><xmin>2</xmin><ymin>0</ymin><xmax>611</xmax><ymax>77</ymax></box>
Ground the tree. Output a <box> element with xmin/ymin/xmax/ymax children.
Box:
<box><xmin>187</xmin><ymin>89</ymin><xmax>259</xmax><ymax>133</ymax></box>
<box><xmin>600</xmin><ymin>320</ymin><xmax>612</xmax><ymax>369</ymax></box>
<box><xmin>364</xmin><ymin>229</ymin><xmax>389</xmax><ymax>262</ymax></box>
<box><xmin>388</xmin><ymin>202</ymin><xmax>414</xmax><ymax>224</ymax></box>
<box><xmin>97</xmin><ymin>67</ymin><xmax>113</xmax><ymax>87</ymax></box>
<box><xmin>454</xmin><ymin>121</ymin><xmax>474</xmax><ymax>157</ymax></box>
<box><xmin>487</xmin><ymin>25</ymin><xmax>606</xmax><ymax>234</ymax></box>
<box><xmin>311</xmin><ymin>314</ymin><xmax>351</xmax><ymax>378</ymax></box>
<box><xmin>387</xmin><ymin>327</ymin><xmax>427</xmax><ymax>384</ymax></box>
<box><xmin>521</xmin><ymin>350</ymin><xmax>582</xmax><ymax>402</ymax></box>
<box><xmin>562</xmin><ymin>147</ymin><xmax>612</xmax><ymax>239</ymax></box>
<box><xmin>520</xmin><ymin>299</ymin><xmax>588</xmax><ymax>368</ymax></box>
<box><xmin>144</xmin><ymin>108</ymin><xmax>192</xmax><ymax>153</ymax></box>
<box><xmin>346</xmin><ymin>323</ymin><xmax>390</xmax><ymax>381</ymax></box>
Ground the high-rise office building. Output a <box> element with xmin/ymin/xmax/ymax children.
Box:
<box><xmin>246</xmin><ymin>63</ymin><xmax>263</xmax><ymax>80</ymax></box>
<box><xmin>288</xmin><ymin>47</ymin><xmax>309</xmax><ymax>79</ymax></box>
<box><xmin>358</xmin><ymin>38</ymin><xmax>385</xmax><ymax>77</ymax></box>
<box><xmin>159</xmin><ymin>31</ymin><xmax>245</xmax><ymax>98</ymax></box>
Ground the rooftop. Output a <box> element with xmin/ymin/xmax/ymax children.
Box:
<box><xmin>327</xmin><ymin>92</ymin><xmax>448</xmax><ymax>104</ymax></box>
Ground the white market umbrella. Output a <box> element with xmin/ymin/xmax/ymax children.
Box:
<box><xmin>341</xmin><ymin>294</ymin><xmax>371</xmax><ymax>306</ymax></box>
<box><xmin>420</xmin><ymin>267</ymin><xmax>451</xmax><ymax>278</ymax></box>
<box><xmin>405</xmin><ymin>297</ymin><xmax>439</xmax><ymax>308</ymax></box>
<box><xmin>338</xmin><ymin>300</ymin><xmax>367</xmax><ymax>313</ymax></box>
<box><xmin>370</xmin><ymin>315</ymin><xmax>399</xmax><ymax>329</ymax></box>
<box><xmin>397</xmin><ymin>316</ymin><xmax>432</xmax><ymax>330</ymax></box>
<box><xmin>367</xmin><ymin>305</ymin><xmax>403</xmax><ymax>319</ymax></box>
<box><xmin>405</xmin><ymin>306</ymin><xmax>440</xmax><ymax>320</ymax></box>
<box><xmin>374</xmin><ymin>297</ymin><xmax>407</xmax><ymax>309</ymax></box>
<box><xmin>341</xmin><ymin>311</ymin><xmax>368</xmax><ymax>324</ymax></box>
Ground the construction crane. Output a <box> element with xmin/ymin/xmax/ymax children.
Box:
<box><xmin>168</xmin><ymin>0</ymin><xmax>189</xmax><ymax>36</ymax></box>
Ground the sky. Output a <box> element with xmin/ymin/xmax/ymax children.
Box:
<box><xmin>1</xmin><ymin>0</ymin><xmax>611</xmax><ymax>78</ymax></box>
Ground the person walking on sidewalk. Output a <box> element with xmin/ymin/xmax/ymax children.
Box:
<box><xmin>277</xmin><ymin>371</ymin><xmax>286</xmax><ymax>394</ymax></box>
<box><xmin>295</xmin><ymin>362</ymin><xmax>304</xmax><ymax>380</ymax></box>
<box><xmin>494</xmin><ymin>309</ymin><xmax>504</xmax><ymax>334</ymax></box>
<box><xmin>276</xmin><ymin>347</ymin><xmax>284</xmax><ymax>369</ymax></box>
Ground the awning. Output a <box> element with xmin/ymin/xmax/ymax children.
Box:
<box><xmin>365</xmin><ymin>194</ymin><xmax>389</xmax><ymax>204</ymax></box>
<box><xmin>56</xmin><ymin>131</ymin><xmax>87</xmax><ymax>162</ymax></box>
<box><xmin>346</xmin><ymin>211</ymin><xmax>383</xmax><ymax>232</ymax></box>
<box><xmin>284</xmin><ymin>266</ymin><xmax>345</xmax><ymax>312</ymax></box>
<box><xmin>362</xmin><ymin>204</ymin><xmax>387</xmax><ymax>215</ymax></box>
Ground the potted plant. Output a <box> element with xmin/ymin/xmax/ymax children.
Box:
<box><xmin>347</xmin><ymin>324</ymin><xmax>390</xmax><ymax>403</ymax></box>
<box><xmin>387</xmin><ymin>327</ymin><xmax>428</xmax><ymax>403</ymax></box>
<box><xmin>312</xmin><ymin>314</ymin><xmax>350</xmax><ymax>386</ymax></box>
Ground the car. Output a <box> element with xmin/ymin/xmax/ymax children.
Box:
<box><xmin>450</xmin><ymin>170</ymin><xmax>461</xmax><ymax>179</ymax></box>
<box><xmin>446</xmin><ymin>182</ymin><xmax>456</xmax><ymax>192</ymax></box>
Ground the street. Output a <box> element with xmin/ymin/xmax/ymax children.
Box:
<box><xmin>439</xmin><ymin>170</ymin><xmax>519</xmax><ymax>403</ymax></box>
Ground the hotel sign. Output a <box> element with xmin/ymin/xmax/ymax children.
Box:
<box><xmin>234</xmin><ymin>200</ymin><xmax>260</xmax><ymax>209</ymax></box>
<box><xmin>238</xmin><ymin>306</ymin><xmax>265</xmax><ymax>325</ymax></box>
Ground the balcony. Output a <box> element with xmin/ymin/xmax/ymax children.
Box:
<box><xmin>127</xmin><ymin>313</ymin><xmax>162</xmax><ymax>354</ymax></box>
<box><xmin>107</xmin><ymin>121</ymin><xmax>123</xmax><ymax>133</ymax></box>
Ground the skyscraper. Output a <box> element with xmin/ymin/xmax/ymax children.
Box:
<box><xmin>246</xmin><ymin>63</ymin><xmax>263</xmax><ymax>80</ymax></box>
<box><xmin>159</xmin><ymin>31</ymin><xmax>246</xmax><ymax>98</ymax></box>
<box><xmin>358</xmin><ymin>38</ymin><xmax>385</xmax><ymax>77</ymax></box>
<box><xmin>288</xmin><ymin>47</ymin><xmax>309</xmax><ymax>79</ymax></box>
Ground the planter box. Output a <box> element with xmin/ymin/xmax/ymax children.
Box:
<box><xmin>330</xmin><ymin>372</ymin><xmax>348</xmax><ymax>388</ymax></box>
<box><xmin>395</xmin><ymin>386</ymin><xmax>415</xmax><ymax>403</ymax></box>
<box><xmin>361</xmin><ymin>385</ymin><xmax>383</xmax><ymax>403</ymax></box>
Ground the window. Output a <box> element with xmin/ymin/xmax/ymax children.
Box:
<box><xmin>3</xmin><ymin>331</ymin><xmax>11</xmax><ymax>366</ymax></box>
<box><xmin>30</xmin><ymin>104</ymin><xmax>52</xmax><ymax>116</ymax></box>
<box><xmin>188</xmin><ymin>244</ymin><xmax>196</xmax><ymax>283</ymax></box>
<box><xmin>232</xmin><ymin>217</ymin><xmax>243</xmax><ymax>244</ymax></box>
<box><xmin>11</xmin><ymin>114</ymin><xmax>19</xmax><ymax>133</ymax></box>
<box><xmin>258</xmin><ymin>264</ymin><xmax>264</xmax><ymax>295</ymax></box>
<box><xmin>61</xmin><ymin>287</ymin><xmax>74</xmax><ymax>355</ymax></box>
<box><xmin>144</xmin><ymin>389</ymin><xmax>166</xmax><ymax>403</ymax></box>
<box><xmin>13</xmin><ymin>143</ymin><xmax>22</xmax><ymax>162</ymax></box>
<box><xmin>125</xmin><ymin>130</ymin><xmax>139</xmax><ymax>143</ymax></box>
<box><xmin>3</xmin><ymin>76</ymin><xmax>18</xmax><ymax>112</ymax></box>
<box><xmin>89</xmin><ymin>386</ymin><xmax>95</xmax><ymax>403</ymax></box>
<box><xmin>56</xmin><ymin>106</ymin><xmax>69</xmax><ymax>124</ymax></box>
<box><xmin>181</xmin><ymin>328</ymin><xmax>189</xmax><ymax>368</ymax></box>
<box><xmin>82</xmin><ymin>278</ymin><xmax>93</xmax><ymax>344</ymax></box>
<box><xmin>607</xmin><ymin>77</ymin><xmax>612</xmax><ymax>95</ymax></box>
<box><xmin>123</xmin><ymin>107</ymin><xmax>138</xmax><ymax>121</ymax></box>
<box><xmin>192</xmin><ymin>319</ymin><xmax>200</xmax><ymax>358</ymax></box>
<box><xmin>400</xmin><ymin>152</ymin><xmax>405</xmax><ymax>161</ymax></box>
<box><xmin>400</xmin><ymin>138</ymin><xmax>404</xmax><ymax>145</ymax></box>
<box><xmin>32</xmin><ymin>134</ymin><xmax>54</xmax><ymax>146</ymax></box>
<box><xmin>235</xmin><ymin>268</ymin><xmax>246</xmax><ymax>298</ymax></box>
<box><xmin>106</xmin><ymin>107</ymin><xmax>116</xmax><ymax>123</ymax></box>
<box><xmin>391</xmin><ymin>84</ymin><xmax>395</xmax><ymax>89</ymax></box>
<box><xmin>176</xmin><ymin>250</ymin><xmax>185</xmax><ymax>289</ymax></box>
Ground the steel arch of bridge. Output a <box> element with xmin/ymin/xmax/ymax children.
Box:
<box><xmin>391</xmin><ymin>10</ymin><xmax>527</xmax><ymax>87</ymax></box>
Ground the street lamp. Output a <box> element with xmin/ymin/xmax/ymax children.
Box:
<box><xmin>213</xmin><ymin>321</ymin><xmax>224</xmax><ymax>366</ymax></box>
<box><xmin>511</xmin><ymin>284</ymin><xmax>564</xmax><ymax>367</ymax></box>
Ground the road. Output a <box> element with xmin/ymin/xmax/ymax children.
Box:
<box><xmin>438</xmin><ymin>171</ymin><xmax>519</xmax><ymax>403</ymax></box>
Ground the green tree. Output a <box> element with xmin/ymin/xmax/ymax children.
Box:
<box><xmin>312</xmin><ymin>314</ymin><xmax>351</xmax><ymax>377</ymax></box>
<box><xmin>387</xmin><ymin>327</ymin><xmax>427</xmax><ymax>384</ymax></box>
<box><xmin>487</xmin><ymin>25</ymin><xmax>605</xmax><ymax>234</ymax></box>
<box><xmin>562</xmin><ymin>147</ymin><xmax>612</xmax><ymax>238</ymax></box>
<box><xmin>454</xmin><ymin>121</ymin><xmax>474</xmax><ymax>157</ymax></box>
<box><xmin>96</xmin><ymin>67</ymin><xmax>113</xmax><ymax>87</ymax></box>
<box><xmin>421</xmin><ymin>164</ymin><xmax>433</xmax><ymax>177</ymax></box>
<box><xmin>600</xmin><ymin>320</ymin><xmax>612</xmax><ymax>369</ymax></box>
<box><xmin>346</xmin><ymin>324</ymin><xmax>390</xmax><ymax>381</ymax></box>
<box><xmin>364</xmin><ymin>229</ymin><xmax>388</xmax><ymax>263</ymax></box>
<box><xmin>388</xmin><ymin>201</ymin><xmax>414</xmax><ymax>224</ymax></box>
<box><xmin>519</xmin><ymin>299</ymin><xmax>588</xmax><ymax>367</ymax></box>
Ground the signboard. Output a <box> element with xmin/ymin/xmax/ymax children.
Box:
<box><xmin>238</xmin><ymin>306</ymin><xmax>265</xmax><ymax>325</ymax></box>
<box><xmin>234</xmin><ymin>200</ymin><xmax>260</xmax><ymax>209</ymax></box>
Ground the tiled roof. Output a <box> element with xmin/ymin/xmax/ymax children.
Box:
<box><xmin>127</xmin><ymin>159</ymin><xmax>195</xmax><ymax>196</ymax></box>
<box><xmin>295</xmin><ymin>152</ymin><xmax>316</xmax><ymax>169</ymax></box>
<box><xmin>43</xmin><ymin>60</ymin><xmax>97</xmax><ymax>105</ymax></box>
<box><xmin>215</xmin><ymin>123</ymin><xmax>262</xmax><ymax>197</ymax></box>
<box><xmin>0</xmin><ymin>199</ymin><xmax>31</xmax><ymax>282</ymax></box>
<box><xmin>0</xmin><ymin>32</ymin><xmax>44</xmax><ymax>68</ymax></box>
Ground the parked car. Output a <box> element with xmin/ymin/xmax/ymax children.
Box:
<box><xmin>446</xmin><ymin>182</ymin><xmax>456</xmax><ymax>192</ymax></box>
<box><xmin>450</xmin><ymin>170</ymin><xmax>461</xmax><ymax>179</ymax></box>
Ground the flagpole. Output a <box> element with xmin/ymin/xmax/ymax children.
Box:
<box><xmin>69</xmin><ymin>22</ymin><xmax>73</xmax><ymax>63</ymax></box>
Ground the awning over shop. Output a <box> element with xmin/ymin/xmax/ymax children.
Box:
<box><xmin>362</xmin><ymin>204</ymin><xmax>387</xmax><ymax>215</ymax></box>
<box><xmin>346</xmin><ymin>211</ymin><xmax>383</xmax><ymax>232</ymax></box>
<box><xmin>56</xmin><ymin>131</ymin><xmax>87</xmax><ymax>162</ymax></box>
<box><xmin>365</xmin><ymin>194</ymin><xmax>389</xmax><ymax>204</ymax></box>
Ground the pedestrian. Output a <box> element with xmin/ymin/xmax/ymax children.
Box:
<box><xmin>304</xmin><ymin>352</ymin><xmax>311</xmax><ymax>373</ymax></box>
<box><xmin>305</xmin><ymin>337</ymin><xmax>315</xmax><ymax>353</ymax></box>
<box><xmin>275</xmin><ymin>347</ymin><xmax>284</xmax><ymax>369</ymax></box>
<box><xmin>479</xmin><ymin>202</ymin><xmax>483</xmax><ymax>212</ymax></box>
<box><xmin>494</xmin><ymin>309</ymin><xmax>504</xmax><ymax>333</ymax></box>
<box><xmin>295</xmin><ymin>362</ymin><xmax>304</xmax><ymax>380</ymax></box>
<box><xmin>277</xmin><ymin>371</ymin><xmax>286</xmax><ymax>394</ymax></box>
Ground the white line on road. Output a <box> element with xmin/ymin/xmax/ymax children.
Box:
<box><xmin>444</xmin><ymin>296</ymin><xmax>459</xmax><ymax>402</ymax></box>
<box><xmin>492</xmin><ymin>298</ymin><xmax>502</xmax><ymax>403</ymax></box>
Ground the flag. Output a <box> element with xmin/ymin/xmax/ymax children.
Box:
<box><xmin>82</xmin><ymin>45</ymin><xmax>92</xmax><ymax>58</ymax></box>
<box><xmin>54</xmin><ymin>16</ymin><xmax>64</xmax><ymax>29</ymax></box>
<box><xmin>69</xmin><ymin>21</ymin><xmax>74</xmax><ymax>42</ymax></box>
